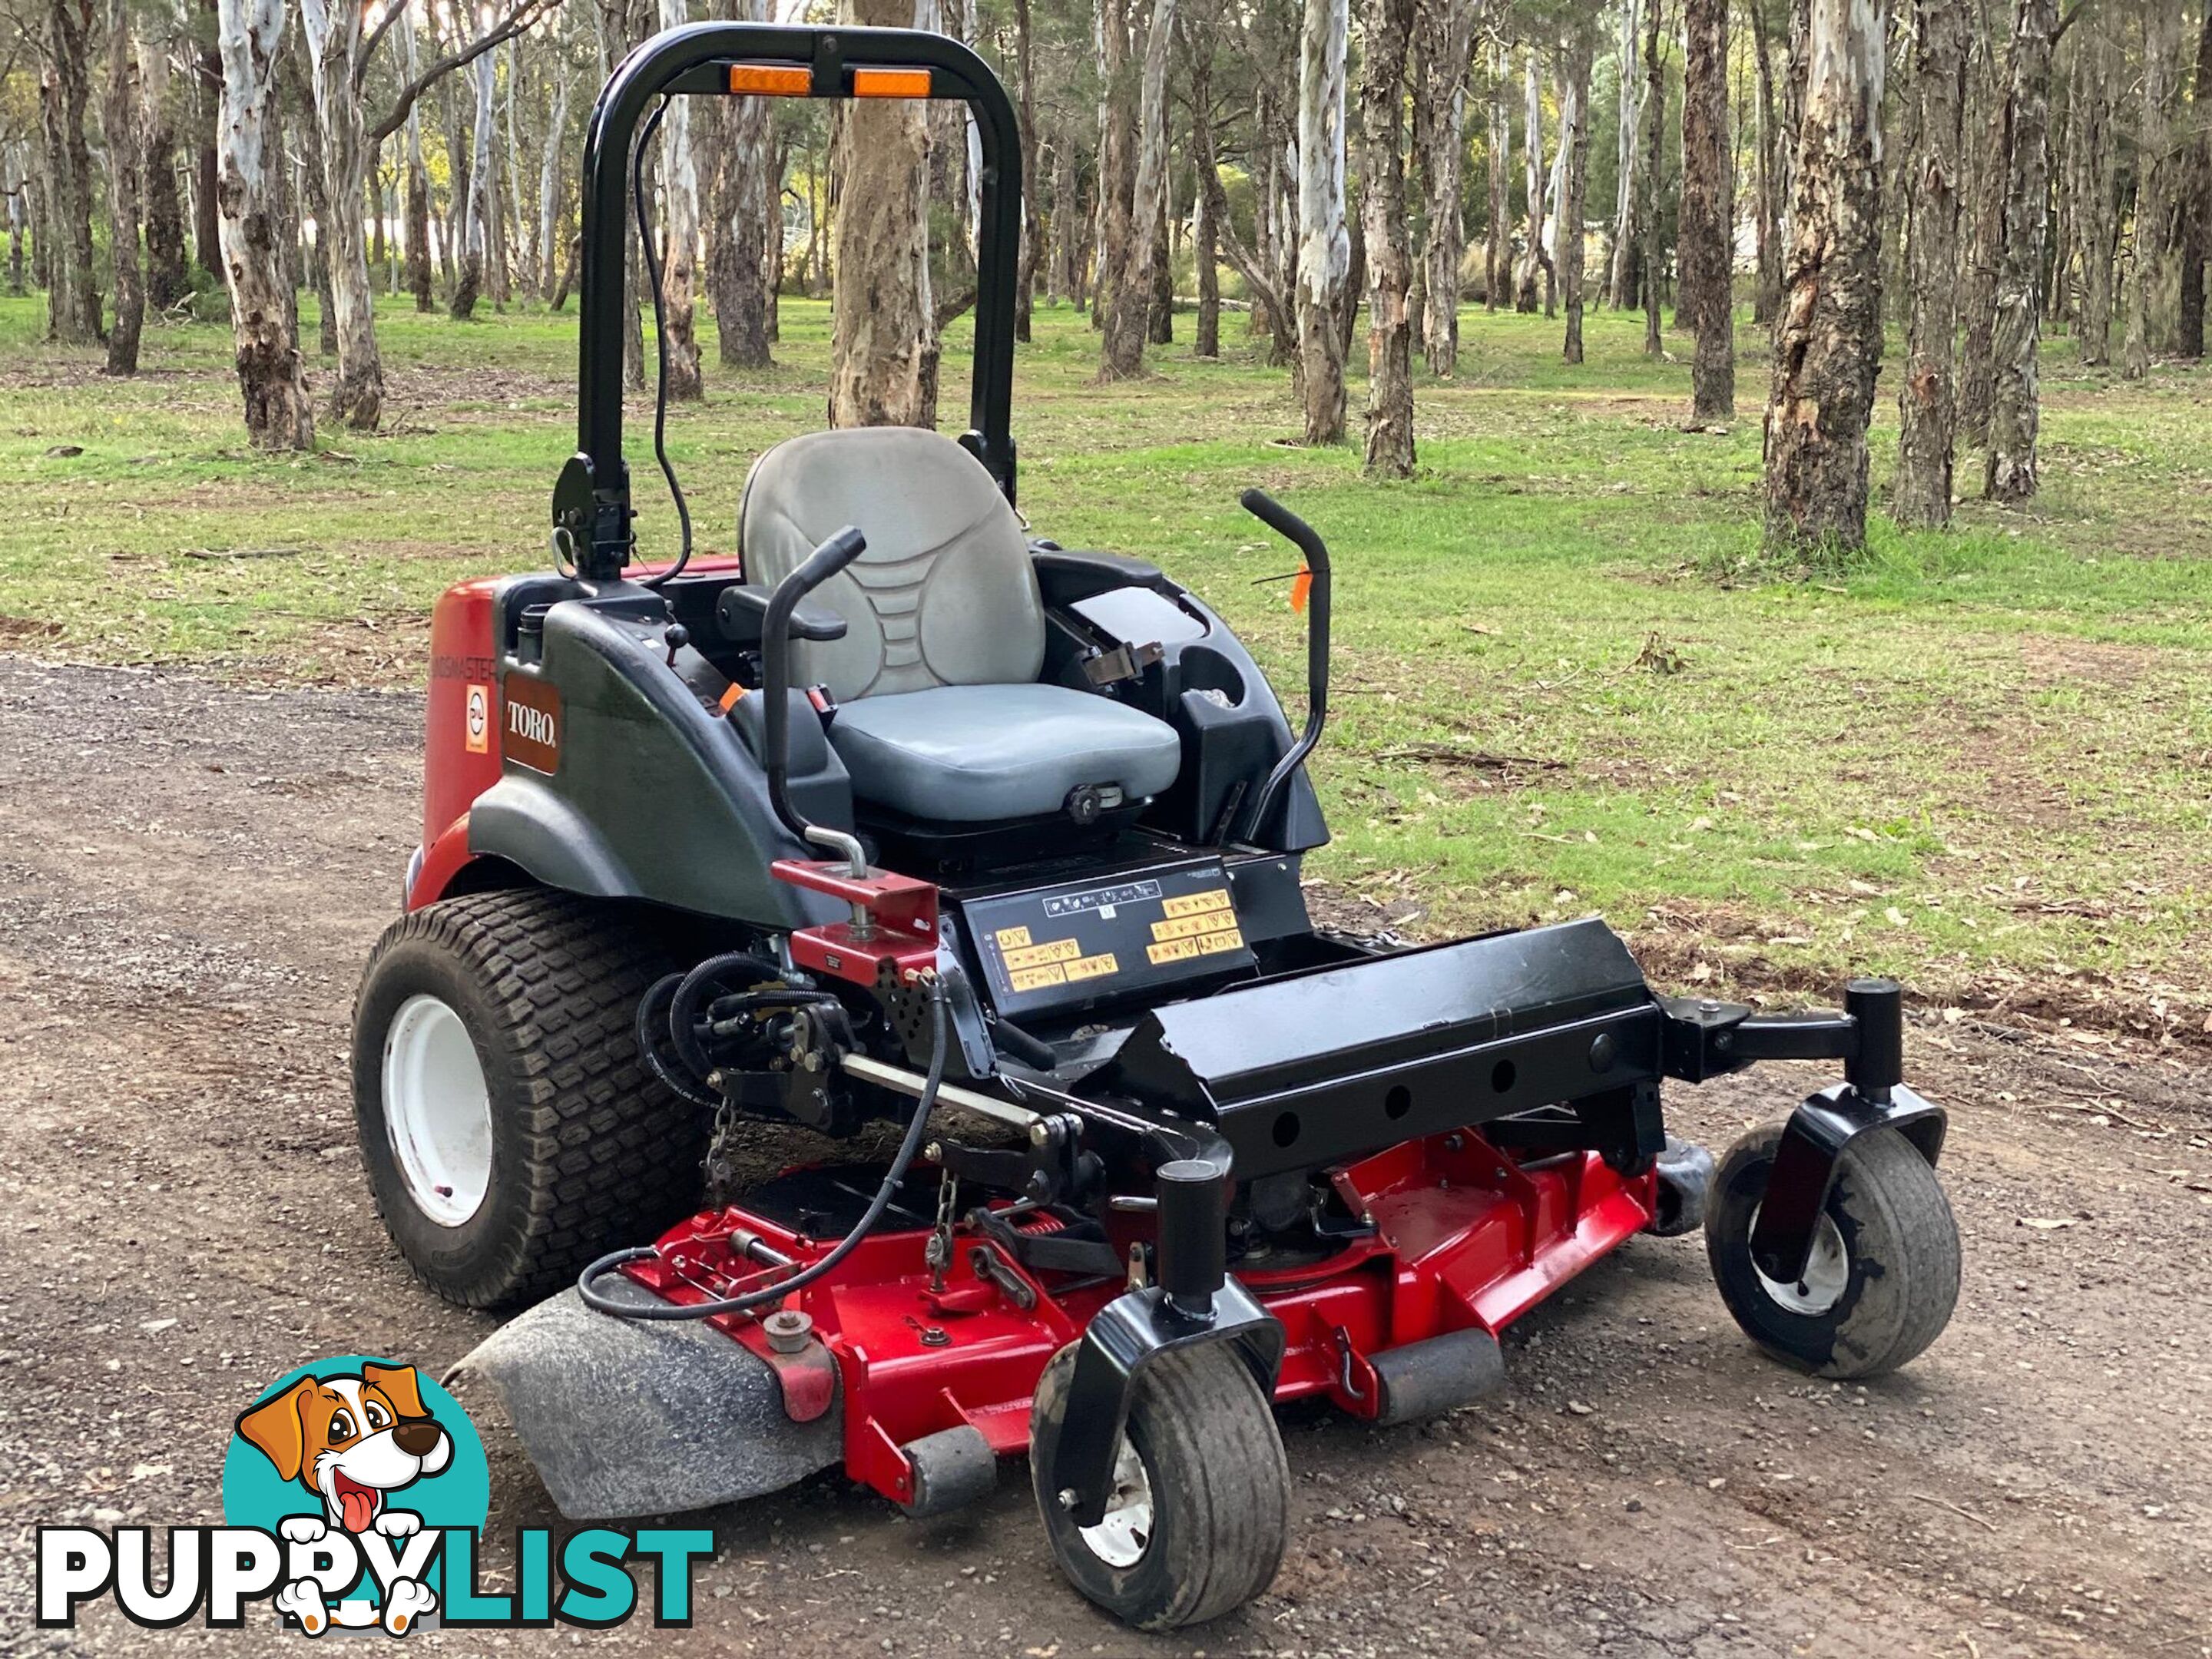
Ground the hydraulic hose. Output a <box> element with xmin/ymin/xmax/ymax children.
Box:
<box><xmin>630</xmin><ymin>96</ymin><xmax>694</xmax><ymax>590</ymax></box>
<box><xmin>578</xmin><ymin>979</ymin><xmax>951</xmax><ymax>1321</ymax></box>
<box><xmin>665</xmin><ymin>951</ymin><xmax>786</xmax><ymax>1081</ymax></box>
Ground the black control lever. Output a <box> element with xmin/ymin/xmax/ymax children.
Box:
<box><xmin>1237</xmin><ymin>488</ymin><xmax>1332</xmax><ymax>843</ymax></box>
<box><xmin>761</xmin><ymin>526</ymin><xmax>867</xmax><ymax>865</ymax></box>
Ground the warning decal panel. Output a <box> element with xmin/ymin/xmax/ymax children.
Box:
<box><xmin>959</xmin><ymin>860</ymin><xmax>1256</xmax><ymax>1019</ymax></box>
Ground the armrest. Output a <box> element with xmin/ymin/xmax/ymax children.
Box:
<box><xmin>715</xmin><ymin>582</ymin><xmax>849</xmax><ymax>647</ymax></box>
<box><xmin>1030</xmin><ymin>546</ymin><xmax>1174</xmax><ymax>605</ymax></box>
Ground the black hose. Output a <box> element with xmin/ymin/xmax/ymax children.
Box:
<box><xmin>634</xmin><ymin>972</ymin><xmax>722</xmax><ymax>1110</ymax></box>
<box><xmin>631</xmin><ymin>96</ymin><xmax>693</xmax><ymax>591</ymax></box>
<box><xmin>667</xmin><ymin>951</ymin><xmax>785</xmax><ymax>1081</ymax></box>
<box><xmin>578</xmin><ymin>982</ymin><xmax>952</xmax><ymax>1320</ymax></box>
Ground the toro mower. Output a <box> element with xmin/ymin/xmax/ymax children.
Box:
<box><xmin>352</xmin><ymin>21</ymin><xmax>1962</xmax><ymax>1631</ymax></box>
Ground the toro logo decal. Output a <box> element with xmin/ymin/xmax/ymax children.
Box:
<box><xmin>35</xmin><ymin>1354</ymin><xmax>714</xmax><ymax>1636</ymax></box>
<box><xmin>501</xmin><ymin>672</ymin><xmax>561</xmax><ymax>774</ymax></box>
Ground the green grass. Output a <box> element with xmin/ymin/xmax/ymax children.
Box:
<box><xmin>5</xmin><ymin>290</ymin><xmax>2209</xmax><ymax>1031</ymax></box>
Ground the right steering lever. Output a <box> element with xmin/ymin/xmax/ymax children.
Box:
<box><xmin>1236</xmin><ymin>488</ymin><xmax>1332</xmax><ymax>843</ymax></box>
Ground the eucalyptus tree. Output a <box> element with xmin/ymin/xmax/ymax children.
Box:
<box><xmin>1296</xmin><ymin>0</ymin><xmax>1350</xmax><ymax>442</ymax></box>
<box><xmin>214</xmin><ymin>0</ymin><xmax>314</xmax><ymax>447</ymax></box>
<box><xmin>1985</xmin><ymin>0</ymin><xmax>2058</xmax><ymax>503</ymax></box>
<box><xmin>101</xmin><ymin>0</ymin><xmax>145</xmax><ymax>374</ymax></box>
<box><xmin>2123</xmin><ymin>0</ymin><xmax>2179</xmax><ymax>378</ymax></box>
<box><xmin>1678</xmin><ymin>0</ymin><xmax>1732</xmax><ymax>419</ymax></box>
<box><xmin>1359</xmin><ymin>0</ymin><xmax>1415</xmax><ymax>473</ymax></box>
<box><xmin>1763</xmin><ymin>0</ymin><xmax>1886</xmax><ymax>555</ymax></box>
<box><xmin>301</xmin><ymin>0</ymin><xmax>386</xmax><ymax>424</ymax></box>
<box><xmin>1893</xmin><ymin>0</ymin><xmax>1967</xmax><ymax>528</ymax></box>
<box><xmin>831</xmin><ymin>0</ymin><xmax>939</xmax><ymax>425</ymax></box>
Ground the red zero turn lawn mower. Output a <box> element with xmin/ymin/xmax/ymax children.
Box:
<box><xmin>353</xmin><ymin>22</ymin><xmax>1962</xmax><ymax>1631</ymax></box>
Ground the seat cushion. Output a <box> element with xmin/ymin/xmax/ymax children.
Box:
<box><xmin>740</xmin><ymin>429</ymin><xmax>1045</xmax><ymax>700</ymax></box>
<box><xmin>829</xmin><ymin>684</ymin><xmax>1182</xmax><ymax>823</ymax></box>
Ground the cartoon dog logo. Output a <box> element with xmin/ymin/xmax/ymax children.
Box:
<box><xmin>234</xmin><ymin>1362</ymin><xmax>452</xmax><ymax>1634</ymax></box>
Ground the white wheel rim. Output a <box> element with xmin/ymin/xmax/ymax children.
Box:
<box><xmin>382</xmin><ymin>994</ymin><xmax>493</xmax><ymax>1227</ymax></box>
<box><xmin>1075</xmin><ymin>1437</ymin><xmax>1155</xmax><ymax>1569</ymax></box>
<box><xmin>1753</xmin><ymin>1207</ymin><xmax>1850</xmax><ymax>1317</ymax></box>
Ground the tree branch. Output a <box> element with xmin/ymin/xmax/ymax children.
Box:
<box><xmin>369</xmin><ymin>0</ymin><xmax>553</xmax><ymax>144</ymax></box>
<box><xmin>1197</xmin><ymin>154</ymin><xmax>1285</xmax><ymax>323</ymax></box>
<box><xmin>356</xmin><ymin>0</ymin><xmax>406</xmax><ymax>87</ymax></box>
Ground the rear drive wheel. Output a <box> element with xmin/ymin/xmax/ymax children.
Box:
<box><xmin>352</xmin><ymin>889</ymin><xmax>706</xmax><ymax>1308</ymax></box>
<box><xmin>1029</xmin><ymin>1341</ymin><xmax>1289</xmax><ymax>1631</ymax></box>
<box><xmin>1705</xmin><ymin>1122</ymin><xmax>1959</xmax><ymax>1379</ymax></box>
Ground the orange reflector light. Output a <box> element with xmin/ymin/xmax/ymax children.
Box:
<box><xmin>853</xmin><ymin>67</ymin><xmax>932</xmax><ymax>98</ymax></box>
<box><xmin>727</xmin><ymin>63</ymin><xmax>811</xmax><ymax>95</ymax></box>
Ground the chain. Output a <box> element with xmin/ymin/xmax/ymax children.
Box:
<box><xmin>924</xmin><ymin>1167</ymin><xmax>960</xmax><ymax>1293</ymax></box>
<box><xmin>703</xmin><ymin>1090</ymin><xmax>742</xmax><ymax>1204</ymax></box>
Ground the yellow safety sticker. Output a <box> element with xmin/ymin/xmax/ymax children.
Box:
<box><xmin>1005</xmin><ymin>937</ymin><xmax>1082</xmax><ymax>971</ymax></box>
<box><xmin>1195</xmin><ymin>927</ymin><xmax>1246</xmax><ymax>955</ymax></box>
<box><xmin>1008</xmin><ymin>962</ymin><xmax>1068</xmax><ymax>992</ymax></box>
<box><xmin>1062</xmin><ymin>952</ymin><xmax>1120</xmax><ymax>982</ymax></box>
<box><xmin>1151</xmin><ymin>911</ymin><xmax>1243</xmax><ymax>942</ymax></box>
<box><xmin>1147</xmin><ymin>937</ymin><xmax>1202</xmax><ymax>965</ymax></box>
<box><xmin>995</xmin><ymin>925</ymin><xmax>1032</xmax><ymax>950</ymax></box>
<box><xmin>1159</xmin><ymin>888</ymin><xmax>1233</xmax><ymax>919</ymax></box>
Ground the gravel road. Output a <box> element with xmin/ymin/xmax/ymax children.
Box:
<box><xmin>1</xmin><ymin>656</ymin><xmax>2206</xmax><ymax>1658</ymax></box>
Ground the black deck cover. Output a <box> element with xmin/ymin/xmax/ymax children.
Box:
<box><xmin>1099</xmin><ymin>917</ymin><xmax>1651</xmax><ymax>1120</ymax></box>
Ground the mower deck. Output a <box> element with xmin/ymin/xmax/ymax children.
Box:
<box><xmin>608</xmin><ymin>1128</ymin><xmax>1658</xmax><ymax>1514</ymax></box>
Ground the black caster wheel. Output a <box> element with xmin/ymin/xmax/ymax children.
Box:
<box><xmin>1029</xmin><ymin>1342</ymin><xmax>1288</xmax><ymax>1631</ymax></box>
<box><xmin>1706</xmin><ymin>1122</ymin><xmax>1960</xmax><ymax>1379</ymax></box>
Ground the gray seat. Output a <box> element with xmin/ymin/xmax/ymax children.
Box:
<box><xmin>829</xmin><ymin>684</ymin><xmax>1181</xmax><ymax>823</ymax></box>
<box><xmin>740</xmin><ymin>429</ymin><xmax>1181</xmax><ymax>823</ymax></box>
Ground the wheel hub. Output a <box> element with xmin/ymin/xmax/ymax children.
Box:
<box><xmin>382</xmin><ymin>994</ymin><xmax>492</xmax><ymax>1227</ymax></box>
<box><xmin>1753</xmin><ymin>1208</ymin><xmax>1849</xmax><ymax>1316</ymax></box>
<box><xmin>1075</xmin><ymin>1437</ymin><xmax>1154</xmax><ymax>1569</ymax></box>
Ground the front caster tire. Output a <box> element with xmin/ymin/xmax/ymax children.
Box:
<box><xmin>351</xmin><ymin>889</ymin><xmax>706</xmax><ymax>1310</ymax></box>
<box><xmin>1706</xmin><ymin>1123</ymin><xmax>1960</xmax><ymax>1379</ymax></box>
<box><xmin>1029</xmin><ymin>1342</ymin><xmax>1289</xmax><ymax>1631</ymax></box>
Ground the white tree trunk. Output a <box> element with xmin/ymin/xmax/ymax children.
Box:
<box><xmin>452</xmin><ymin>48</ymin><xmax>497</xmax><ymax>318</ymax></box>
<box><xmin>656</xmin><ymin>0</ymin><xmax>703</xmax><ymax>397</ymax></box>
<box><xmin>400</xmin><ymin>1</ymin><xmax>433</xmax><ymax>310</ymax></box>
<box><xmin>1515</xmin><ymin>51</ymin><xmax>1546</xmax><ymax>310</ymax></box>
<box><xmin>1412</xmin><ymin>0</ymin><xmax>1474</xmax><ymax>373</ymax></box>
<box><xmin>1610</xmin><ymin>0</ymin><xmax>1644</xmax><ymax>306</ymax></box>
<box><xmin>300</xmin><ymin>0</ymin><xmax>384</xmax><ymax>426</ymax></box>
<box><xmin>504</xmin><ymin>41</ymin><xmax>534</xmax><ymax>295</ymax></box>
<box><xmin>214</xmin><ymin>0</ymin><xmax>313</xmax><ymax>448</ymax></box>
<box><xmin>1101</xmin><ymin>0</ymin><xmax>1178</xmax><ymax>378</ymax></box>
<box><xmin>2124</xmin><ymin>0</ymin><xmax>2180</xmax><ymax>377</ymax></box>
<box><xmin>538</xmin><ymin>57</ymin><xmax>570</xmax><ymax>304</ymax></box>
<box><xmin>1296</xmin><ymin>0</ymin><xmax>1349</xmax><ymax>443</ymax></box>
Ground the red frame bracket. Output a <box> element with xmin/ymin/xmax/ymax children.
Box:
<box><xmin>772</xmin><ymin>858</ymin><xmax>941</xmax><ymax>985</ymax></box>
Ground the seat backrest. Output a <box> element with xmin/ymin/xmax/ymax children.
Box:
<box><xmin>738</xmin><ymin>428</ymin><xmax>1045</xmax><ymax>700</ymax></box>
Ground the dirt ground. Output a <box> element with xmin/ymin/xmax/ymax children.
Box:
<box><xmin>0</xmin><ymin>654</ymin><xmax>2207</xmax><ymax>1659</ymax></box>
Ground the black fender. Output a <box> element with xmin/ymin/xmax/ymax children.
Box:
<box><xmin>472</xmin><ymin>590</ymin><xmax>849</xmax><ymax>928</ymax></box>
<box><xmin>469</xmin><ymin>774</ymin><xmax>639</xmax><ymax>899</ymax></box>
<box><xmin>1747</xmin><ymin>1081</ymin><xmax>1947</xmax><ymax>1283</ymax></box>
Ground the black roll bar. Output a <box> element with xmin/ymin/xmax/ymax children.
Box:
<box><xmin>551</xmin><ymin>22</ymin><xmax>1024</xmax><ymax>583</ymax></box>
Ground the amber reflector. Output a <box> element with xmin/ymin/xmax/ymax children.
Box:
<box><xmin>727</xmin><ymin>63</ymin><xmax>811</xmax><ymax>95</ymax></box>
<box><xmin>853</xmin><ymin>67</ymin><xmax>932</xmax><ymax>98</ymax></box>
